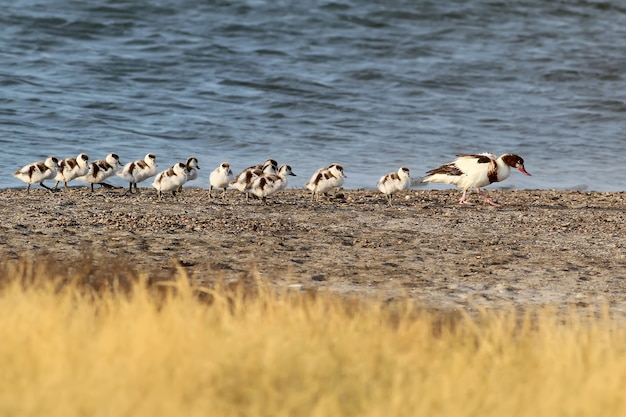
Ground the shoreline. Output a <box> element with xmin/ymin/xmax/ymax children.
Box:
<box><xmin>1</xmin><ymin>187</ymin><xmax>625</xmax><ymax>313</ymax></box>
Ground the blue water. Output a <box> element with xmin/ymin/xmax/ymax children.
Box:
<box><xmin>2</xmin><ymin>0</ymin><xmax>626</xmax><ymax>191</ymax></box>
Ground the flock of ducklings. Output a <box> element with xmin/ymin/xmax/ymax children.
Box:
<box><xmin>13</xmin><ymin>153</ymin><xmax>413</xmax><ymax>205</ymax></box>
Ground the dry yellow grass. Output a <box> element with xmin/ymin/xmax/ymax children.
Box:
<box><xmin>0</xmin><ymin>257</ymin><xmax>625</xmax><ymax>417</ymax></box>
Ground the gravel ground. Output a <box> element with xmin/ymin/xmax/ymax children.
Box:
<box><xmin>1</xmin><ymin>186</ymin><xmax>625</xmax><ymax>313</ymax></box>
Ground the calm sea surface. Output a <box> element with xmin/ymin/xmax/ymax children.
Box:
<box><xmin>2</xmin><ymin>0</ymin><xmax>626</xmax><ymax>191</ymax></box>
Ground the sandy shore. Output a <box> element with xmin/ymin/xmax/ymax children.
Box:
<box><xmin>1</xmin><ymin>186</ymin><xmax>625</xmax><ymax>313</ymax></box>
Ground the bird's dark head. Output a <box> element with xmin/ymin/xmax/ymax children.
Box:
<box><xmin>502</xmin><ymin>154</ymin><xmax>531</xmax><ymax>176</ymax></box>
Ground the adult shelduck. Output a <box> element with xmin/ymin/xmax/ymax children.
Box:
<box><xmin>422</xmin><ymin>153</ymin><xmax>531</xmax><ymax>206</ymax></box>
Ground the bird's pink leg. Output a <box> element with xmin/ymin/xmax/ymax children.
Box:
<box><xmin>476</xmin><ymin>188</ymin><xmax>500</xmax><ymax>206</ymax></box>
<box><xmin>459</xmin><ymin>189</ymin><xmax>472</xmax><ymax>205</ymax></box>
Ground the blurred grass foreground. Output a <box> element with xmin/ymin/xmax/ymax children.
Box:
<box><xmin>1</xmin><ymin>256</ymin><xmax>625</xmax><ymax>417</ymax></box>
